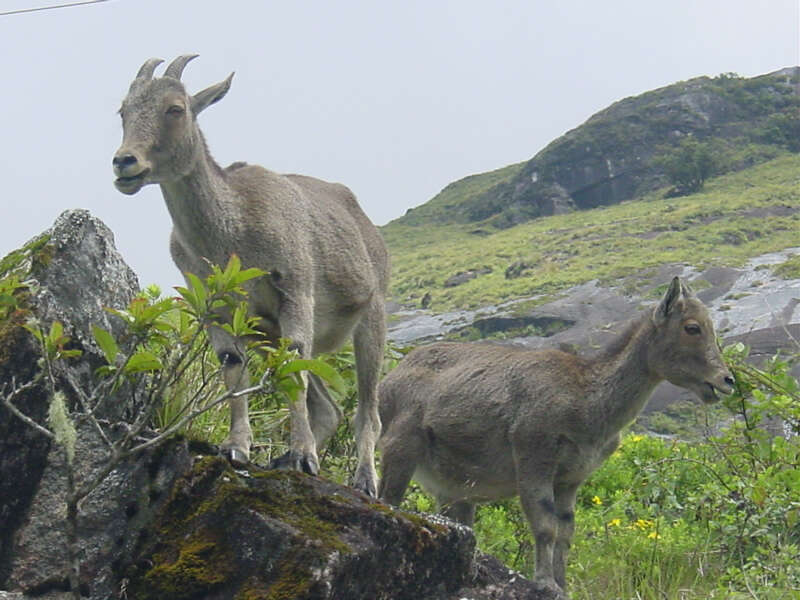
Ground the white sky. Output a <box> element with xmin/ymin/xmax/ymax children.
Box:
<box><xmin>0</xmin><ymin>0</ymin><xmax>798</xmax><ymax>292</ymax></box>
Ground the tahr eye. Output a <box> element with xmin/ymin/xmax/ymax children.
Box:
<box><xmin>684</xmin><ymin>323</ymin><xmax>701</xmax><ymax>335</ymax></box>
<box><xmin>166</xmin><ymin>105</ymin><xmax>184</xmax><ymax>116</ymax></box>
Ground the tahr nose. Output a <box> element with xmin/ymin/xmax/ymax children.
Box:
<box><xmin>113</xmin><ymin>153</ymin><xmax>138</xmax><ymax>171</ymax></box>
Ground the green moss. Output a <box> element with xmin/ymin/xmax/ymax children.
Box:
<box><xmin>507</xmin><ymin>296</ymin><xmax>553</xmax><ymax>317</ymax></box>
<box><xmin>29</xmin><ymin>240</ymin><xmax>55</xmax><ymax>274</ymax></box>
<box><xmin>368</xmin><ymin>501</ymin><xmax>429</xmax><ymax>526</ymax></box>
<box><xmin>130</xmin><ymin>458</ymin><xmax>364</xmax><ymax>599</ymax></box>
<box><xmin>262</xmin><ymin>556</ymin><xmax>314</xmax><ymax>600</ymax></box>
<box><xmin>684</xmin><ymin>278</ymin><xmax>710</xmax><ymax>292</ymax></box>
<box><xmin>725</xmin><ymin>292</ymin><xmax>751</xmax><ymax>301</ymax></box>
<box><xmin>389</xmin><ymin>162</ymin><xmax>526</xmax><ymax>227</ymax></box>
<box><xmin>142</xmin><ymin>533</ymin><xmax>234</xmax><ymax>599</ymax></box>
<box><xmin>0</xmin><ymin>301</ymin><xmax>31</xmax><ymax>366</ymax></box>
<box><xmin>0</xmin><ymin>279</ymin><xmax>31</xmax><ymax>365</ymax></box>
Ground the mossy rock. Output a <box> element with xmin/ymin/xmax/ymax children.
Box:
<box><xmin>125</xmin><ymin>457</ymin><xmax>475</xmax><ymax>600</ymax></box>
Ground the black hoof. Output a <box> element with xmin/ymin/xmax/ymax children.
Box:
<box><xmin>353</xmin><ymin>468</ymin><xmax>378</xmax><ymax>498</ymax></box>
<box><xmin>269</xmin><ymin>451</ymin><xmax>319</xmax><ymax>476</ymax></box>
<box><xmin>353</xmin><ymin>478</ymin><xmax>378</xmax><ymax>499</ymax></box>
<box><xmin>221</xmin><ymin>447</ymin><xmax>249</xmax><ymax>468</ymax></box>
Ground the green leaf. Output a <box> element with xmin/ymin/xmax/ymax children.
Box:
<box><xmin>94</xmin><ymin>364</ymin><xmax>117</xmax><ymax>378</ymax></box>
<box><xmin>186</xmin><ymin>272</ymin><xmax>207</xmax><ymax>305</ymax></box>
<box><xmin>48</xmin><ymin>321</ymin><xmax>64</xmax><ymax>343</ymax></box>
<box><xmin>238</xmin><ymin>267</ymin><xmax>267</xmax><ymax>283</ymax></box>
<box><xmin>278</xmin><ymin>358</ymin><xmax>346</xmax><ymax>396</ymax></box>
<box><xmin>23</xmin><ymin>322</ymin><xmax>45</xmax><ymax>344</ymax></box>
<box><xmin>92</xmin><ymin>325</ymin><xmax>119</xmax><ymax>364</ymax></box>
<box><xmin>124</xmin><ymin>351</ymin><xmax>163</xmax><ymax>373</ymax></box>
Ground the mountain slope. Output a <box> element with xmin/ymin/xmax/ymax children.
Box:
<box><xmin>389</xmin><ymin>67</ymin><xmax>799</xmax><ymax>232</ymax></box>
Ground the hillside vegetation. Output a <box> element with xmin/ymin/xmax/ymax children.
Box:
<box><xmin>383</xmin><ymin>153</ymin><xmax>800</xmax><ymax>311</ymax></box>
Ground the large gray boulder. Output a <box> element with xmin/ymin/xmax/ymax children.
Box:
<box><xmin>123</xmin><ymin>455</ymin><xmax>560</xmax><ymax>600</ymax></box>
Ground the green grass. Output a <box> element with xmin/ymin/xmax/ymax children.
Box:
<box><xmin>773</xmin><ymin>252</ymin><xmax>800</xmax><ymax>279</ymax></box>
<box><xmin>392</xmin><ymin>161</ymin><xmax>526</xmax><ymax>227</ymax></box>
<box><xmin>382</xmin><ymin>153</ymin><xmax>800</xmax><ymax>311</ymax></box>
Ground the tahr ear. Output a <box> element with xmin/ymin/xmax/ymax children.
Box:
<box><xmin>191</xmin><ymin>72</ymin><xmax>234</xmax><ymax>115</ymax></box>
<box><xmin>653</xmin><ymin>276</ymin><xmax>687</xmax><ymax>326</ymax></box>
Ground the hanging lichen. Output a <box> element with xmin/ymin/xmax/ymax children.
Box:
<box><xmin>48</xmin><ymin>390</ymin><xmax>77</xmax><ymax>466</ymax></box>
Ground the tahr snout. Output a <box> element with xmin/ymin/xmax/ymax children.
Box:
<box><xmin>112</xmin><ymin>147</ymin><xmax>150</xmax><ymax>195</ymax></box>
<box><xmin>700</xmin><ymin>360</ymin><xmax>735</xmax><ymax>404</ymax></box>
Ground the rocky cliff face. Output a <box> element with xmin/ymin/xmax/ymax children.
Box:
<box><xmin>0</xmin><ymin>211</ymin><xmax>558</xmax><ymax>600</ymax></box>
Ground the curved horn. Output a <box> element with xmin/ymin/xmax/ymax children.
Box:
<box><xmin>135</xmin><ymin>58</ymin><xmax>164</xmax><ymax>81</ymax></box>
<box><xmin>164</xmin><ymin>54</ymin><xmax>199</xmax><ymax>80</ymax></box>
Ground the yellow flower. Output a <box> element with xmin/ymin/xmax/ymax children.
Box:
<box><xmin>607</xmin><ymin>518</ymin><xmax>622</xmax><ymax>527</ymax></box>
<box><xmin>633</xmin><ymin>518</ymin><xmax>654</xmax><ymax>530</ymax></box>
<box><xmin>592</xmin><ymin>495</ymin><xmax>603</xmax><ymax>506</ymax></box>
<box><xmin>648</xmin><ymin>531</ymin><xmax>661</xmax><ymax>539</ymax></box>
<box><xmin>630</xmin><ymin>434</ymin><xmax>644</xmax><ymax>443</ymax></box>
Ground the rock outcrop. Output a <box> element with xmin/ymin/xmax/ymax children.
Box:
<box><xmin>124</xmin><ymin>455</ymin><xmax>559</xmax><ymax>600</ymax></box>
<box><xmin>472</xmin><ymin>70</ymin><xmax>799</xmax><ymax>228</ymax></box>
<box><xmin>0</xmin><ymin>210</ymin><xmax>140</xmax><ymax>590</ymax></box>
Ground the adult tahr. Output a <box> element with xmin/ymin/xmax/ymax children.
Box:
<box><xmin>112</xmin><ymin>55</ymin><xmax>389</xmax><ymax>497</ymax></box>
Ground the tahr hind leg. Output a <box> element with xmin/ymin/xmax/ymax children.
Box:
<box><xmin>352</xmin><ymin>296</ymin><xmax>386</xmax><ymax>497</ymax></box>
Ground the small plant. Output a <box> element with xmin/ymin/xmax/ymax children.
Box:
<box><xmin>772</xmin><ymin>253</ymin><xmax>800</xmax><ymax>280</ymax></box>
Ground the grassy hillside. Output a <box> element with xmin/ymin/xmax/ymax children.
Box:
<box><xmin>382</xmin><ymin>152</ymin><xmax>800</xmax><ymax>311</ymax></box>
<box><xmin>395</xmin><ymin>162</ymin><xmax>525</xmax><ymax>227</ymax></box>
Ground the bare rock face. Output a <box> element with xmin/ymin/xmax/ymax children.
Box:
<box><xmin>25</xmin><ymin>209</ymin><xmax>140</xmax><ymax>360</ymax></box>
<box><xmin>8</xmin><ymin>429</ymin><xmax>193</xmax><ymax>600</ymax></box>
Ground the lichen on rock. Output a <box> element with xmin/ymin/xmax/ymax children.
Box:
<box><xmin>126</xmin><ymin>456</ymin><xmax>478</xmax><ymax>600</ymax></box>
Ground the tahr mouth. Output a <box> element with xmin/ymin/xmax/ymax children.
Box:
<box><xmin>703</xmin><ymin>382</ymin><xmax>720</xmax><ymax>403</ymax></box>
<box><xmin>114</xmin><ymin>169</ymin><xmax>150</xmax><ymax>194</ymax></box>
<box><xmin>701</xmin><ymin>380</ymin><xmax>732</xmax><ymax>404</ymax></box>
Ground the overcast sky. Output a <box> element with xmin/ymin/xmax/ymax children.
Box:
<box><xmin>0</xmin><ymin>0</ymin><xmax>798</xmax><ymax>291</ymax></box>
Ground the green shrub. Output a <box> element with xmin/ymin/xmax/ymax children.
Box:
<box><xmin>656</xmin><ymin>137</ymin><xmax>717</xmax><ymax>196</ymax></box>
